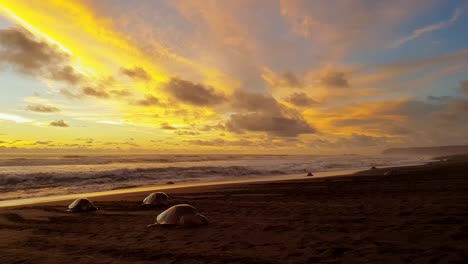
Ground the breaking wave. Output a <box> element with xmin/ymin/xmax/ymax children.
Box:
<box><xmin>0</xmin><ymin>154</ymin><xmax>429</xmax><ymax>201</ymax></box>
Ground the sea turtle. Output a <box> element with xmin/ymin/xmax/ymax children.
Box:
<box><xmin>147</xmin><ymin>204</ymin><xmax>208</xmax><ymax>228</ymax></box>
<box><xmin>66</xmin><ymin>198</ymin><xmax>98</xmax><ymax>212</ymax></box>
<box><xmin>140</xmin><ymin>192</ymin><xmax>171</xmax><ymax>208</ymax></box>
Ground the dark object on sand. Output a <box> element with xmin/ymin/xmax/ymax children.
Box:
<box><xmin>307</xmin><ymin>172</ymin><xmax>314</xmax><ymax>176</ymax></box>
<box><xmin>140</xmin><ymin>192</ymin><xmax>171</xmax><ymax>208</ymax></box>
<box><xmin>147</xmin><ymin>204</ymin><xmax>208</xmax><ymax>228</ymax></box>
<box><xmin>66</xmin><ymin>198</ymin><xmax>98</xmax><ymax>212</ymax></box>
<box><xmin>370</xmin><ymin>166</ymin><xmax>377</xmax><ymax>170</ymax></box>
<box><xmin>166</xmin><ymin>181</ymin><xmax>175</xmax><ymax>185</ymax></box>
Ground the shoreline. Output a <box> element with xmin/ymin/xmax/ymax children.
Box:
<box><xmin>0</xmin><ymin>168</ymin><xmax>362</xmax><ymax>208</ymax></box>
<box><xmin>0</xmin><ymin>162</ymin><xmax>428</xmax><ymax>208</ymax></box>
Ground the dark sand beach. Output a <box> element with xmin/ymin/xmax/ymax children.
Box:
<box><xmin>1</xmin><ymin>158</ymin><xmax>468</xmax><ymax>264</ymax></box>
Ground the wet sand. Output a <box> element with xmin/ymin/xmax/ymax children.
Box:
<box><xmin>1</xmin><ymin>159</ymin><xmax>468</xmax><ymax>263</ymax></box>
<box><xmin>0</xmin><ymin>168</ymin><xmax>365</xmax><ymax>208</ymax></box>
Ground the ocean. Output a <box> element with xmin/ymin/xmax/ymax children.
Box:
<box><xmin>0</xmin><ymin>154</ymin><xmax>429</xmax><ymax>202</ymax></box>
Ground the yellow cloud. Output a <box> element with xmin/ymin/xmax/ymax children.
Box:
<box><xmin>0</xmin><ymin>0</ymin><xmax>169</xmax><ymax>82</ymax></box>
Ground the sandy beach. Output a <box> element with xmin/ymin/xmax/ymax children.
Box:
<box><xmin>1</xmin><ymin>158</ymin><xmax>468</xmax><ymax>264</ymax></box>
<box><xmin>2</xmin><ymin>1</ymin><xmax>468</xmax><ymax>263</ymax></box>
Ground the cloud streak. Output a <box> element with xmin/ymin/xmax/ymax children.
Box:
<box><xmin>121</xmin><ymin>67</ymin><xmax>151</xmax><ymax>81</ymax></box>
<box><xmin>391</xmin><ymin>7</ymin><xmax>463</xmax><ymax>48</ymax></box>
<box><xmin>26</xmin><ymin>104</ymin><xmax>60</xmax><ymax>113</ymax></box>
<box><xmin>82</xmin><ymin>87</ymin><xmax>109</xmax><ymax>98</ymax></box>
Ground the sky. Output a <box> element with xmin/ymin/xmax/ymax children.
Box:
<box><xmin>0</xmin><ymin>0</ymin><xmax>467</xmax><ymax>154</ymax></box>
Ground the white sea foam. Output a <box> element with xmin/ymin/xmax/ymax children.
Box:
<box><xmin>0</xmin><ymin>154</ymin><xmax>429</xmax><ymax>201</ymax></box>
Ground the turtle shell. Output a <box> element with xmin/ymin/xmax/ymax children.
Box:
<box><xmin>155</xmin><ymin>204</ymin><xmax>208</xmax><ymax>226</ymax></box>
<box><xmin>67</xmin><ymin>198</ymin><xmax>98</xmax><ymax>212</ymax></box>
<box><xmin>178</xmin><ymin>214</ymin><xmax>209</xmax><ymax>227</ymax></box>
<box><xmin>142</xmin><ymin>192</ymin><xmax>170</xmax><ymax>206</ymax></box>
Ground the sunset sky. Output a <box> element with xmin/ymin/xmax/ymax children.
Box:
<box><xmin>0</xmin><ymin>0</ymin><xmax>467</xmax><ymax>154</ymax></box>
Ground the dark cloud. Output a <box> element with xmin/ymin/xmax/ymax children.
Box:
<box><xmin>275</xmin><ymin>71</ymin><xmax>304</xmax><ymax>88</ymax></box>
<box><xmin>135</xmin><ymin>94</ymin><xmax>159</xmax><ymax>106</ymax></box>
<box><xmin>62</xmin><ymin>143</ymin><xmax>84</xmax><ymax>148</ymax></box>
<box><xmin>380</xmin><ymin>99</ymin><xmax>443</xmax><ymax>118</ymax></box>
<box><xmin>332</xmin><ymin>117</ymin><xmax>412</xmax><ymax>136</ymax></box>
<box><xmin>359</xmin><ymin>97</ymin><xmax>468</xmax><ymax>145</ymax></box>
<box><xmin>185</xmin><ymin>138</ymin><xmax>254</xmax><ymax>146</ymax></box>
<box><xmin>76</xmin><ymin>138</ymin><xmax>94</xmax><ymax>144</ymax></box>
<box><xmin>226</xmin><ymin>113</ymin><xmax>315</xmax><ymax>137</ymax></box>
<box><xmin>121</xmin><ymin>67</ymin><xmax>151</xmax><ymax>81</ymax></box>
<box><xmin>320</xmin><ymin>70</ymin><xmax>349</xmax><ymax>88</ymax></box>
<box><xmin>333</xmin><ymin>117</ymin><xmax>390</xmax><ymax>127</ymax></box>
<box><xmin>123</xmin><ymin>140</ymin><xmax>140</xmax><ymax>147</ymax></box>
<box><xmin>103</xmin><ymin>141</ymin><xmax>119</xmax><ymax>146</ymax></box>
<box><xmin>185</xmin><ymin>138</ymin><xmax>226</xmax><ymax>146</ymax></box>
<box><xmin>61</xmin><ymin>87</ymin><xmax>130</xmax><ymax>100</ymax></box>
<box><xmin>329</xmin><ymin>99</ymin><xmax>452</xmax><ymax>139</ymax></box>
<box><xmin>228</xmin><ymin>89</ymin><xmax>315</xmax><ymax>137</ymax></box>
<box><xmin>307</xmin><ymin>138</ymin><xmax>338</xmax><ymax>149</ymax></box>
<box><xmin>0</xmin><ymin>28</ymin><xmax>66</xmax><ymax>74</ymax></box>
<box><xmin>231</xmin><ymin>90</ymin><xmax>280</xmax><ymax>113</ymax></box>
<box><xmin>0</xmin><ymin>27</ymin><xmax>87</xmax><ymax>87</ymax></box>
<box><xmin>199</xmin><ymin>123</ymin><xmax>226</xmax><ymax>131</ymax></box>
<box><xmin>285</xmin><ymin>92</ymin><xmax>318</xmax><ymax>107</ymax></box>
<box><xmin>331</xmin><ymin>114</ymin><xmax>411</xmax><ymax>136</ymax></box>
<box><xmin>282</xmin><ymin>72</ymin><xmax>303</xmax><ymax>88</ymax></box>
<box><xmin>26</xmin><ymin>104</ymin><xmax>60</xmax><ymax>113</ymax></box>
<box><xmin>50</xmin><ymin>120</ymin><xmax>69</xmax><ymax>127</ymax></box>
<box><xmin>175</xmin><ymin>130</ymin><xmax>200</xmax><ymax>136</ymax></box>
<box><xmin>309</xmin><ymin>134</ymin><xmax>389</xmax><ymax>149</ymax></box>
<box><xmin>49</xmin><ymin>65</ymin><xmax>83</xmax><ymax>85</ymax></box>
<box><xmin>427</xmin><ymin>95</ymin><xmax>452</xmax><ymax>103</ymax></box>
<box><xmin>388</xmin><ymin>126</ymin><xmax>412</xmax><ymax>135</ymax></box>
<box><xmin>82</xmin><ymin>87</ymin><xmax>109</xmax><ymax>98</ymax></box>
<box><xmin>337</xmin><ymin>134</ymin><xmax>387</xmax><ymax>147</ymax></box>
<box><xmin>460</xmin><ymin>80</ymin><xmax>468</xmax><ymax>93</ymax></box>
<box><xmin>110</xmin><ymin>90</ymin><xmax>132</xmax><ymax>97</ymax></box>
<box><xmin>32</xmin><ymin>141</ymin><xmax>51</xmax><ymax>145</ymax></box>
<box><xmin>166</xmin><ymin>78</ymin><xmax>226</xmax><ymax>106</ymax></box>
<box><xmin>267</xmin><ymin>71</ymin><xmax>304</xmax><ymax>89</ymax></box>
<box><xmin>160</xmin><ymin>122</ymin><xmax>177</xmax><ymax>130</ymax></box>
